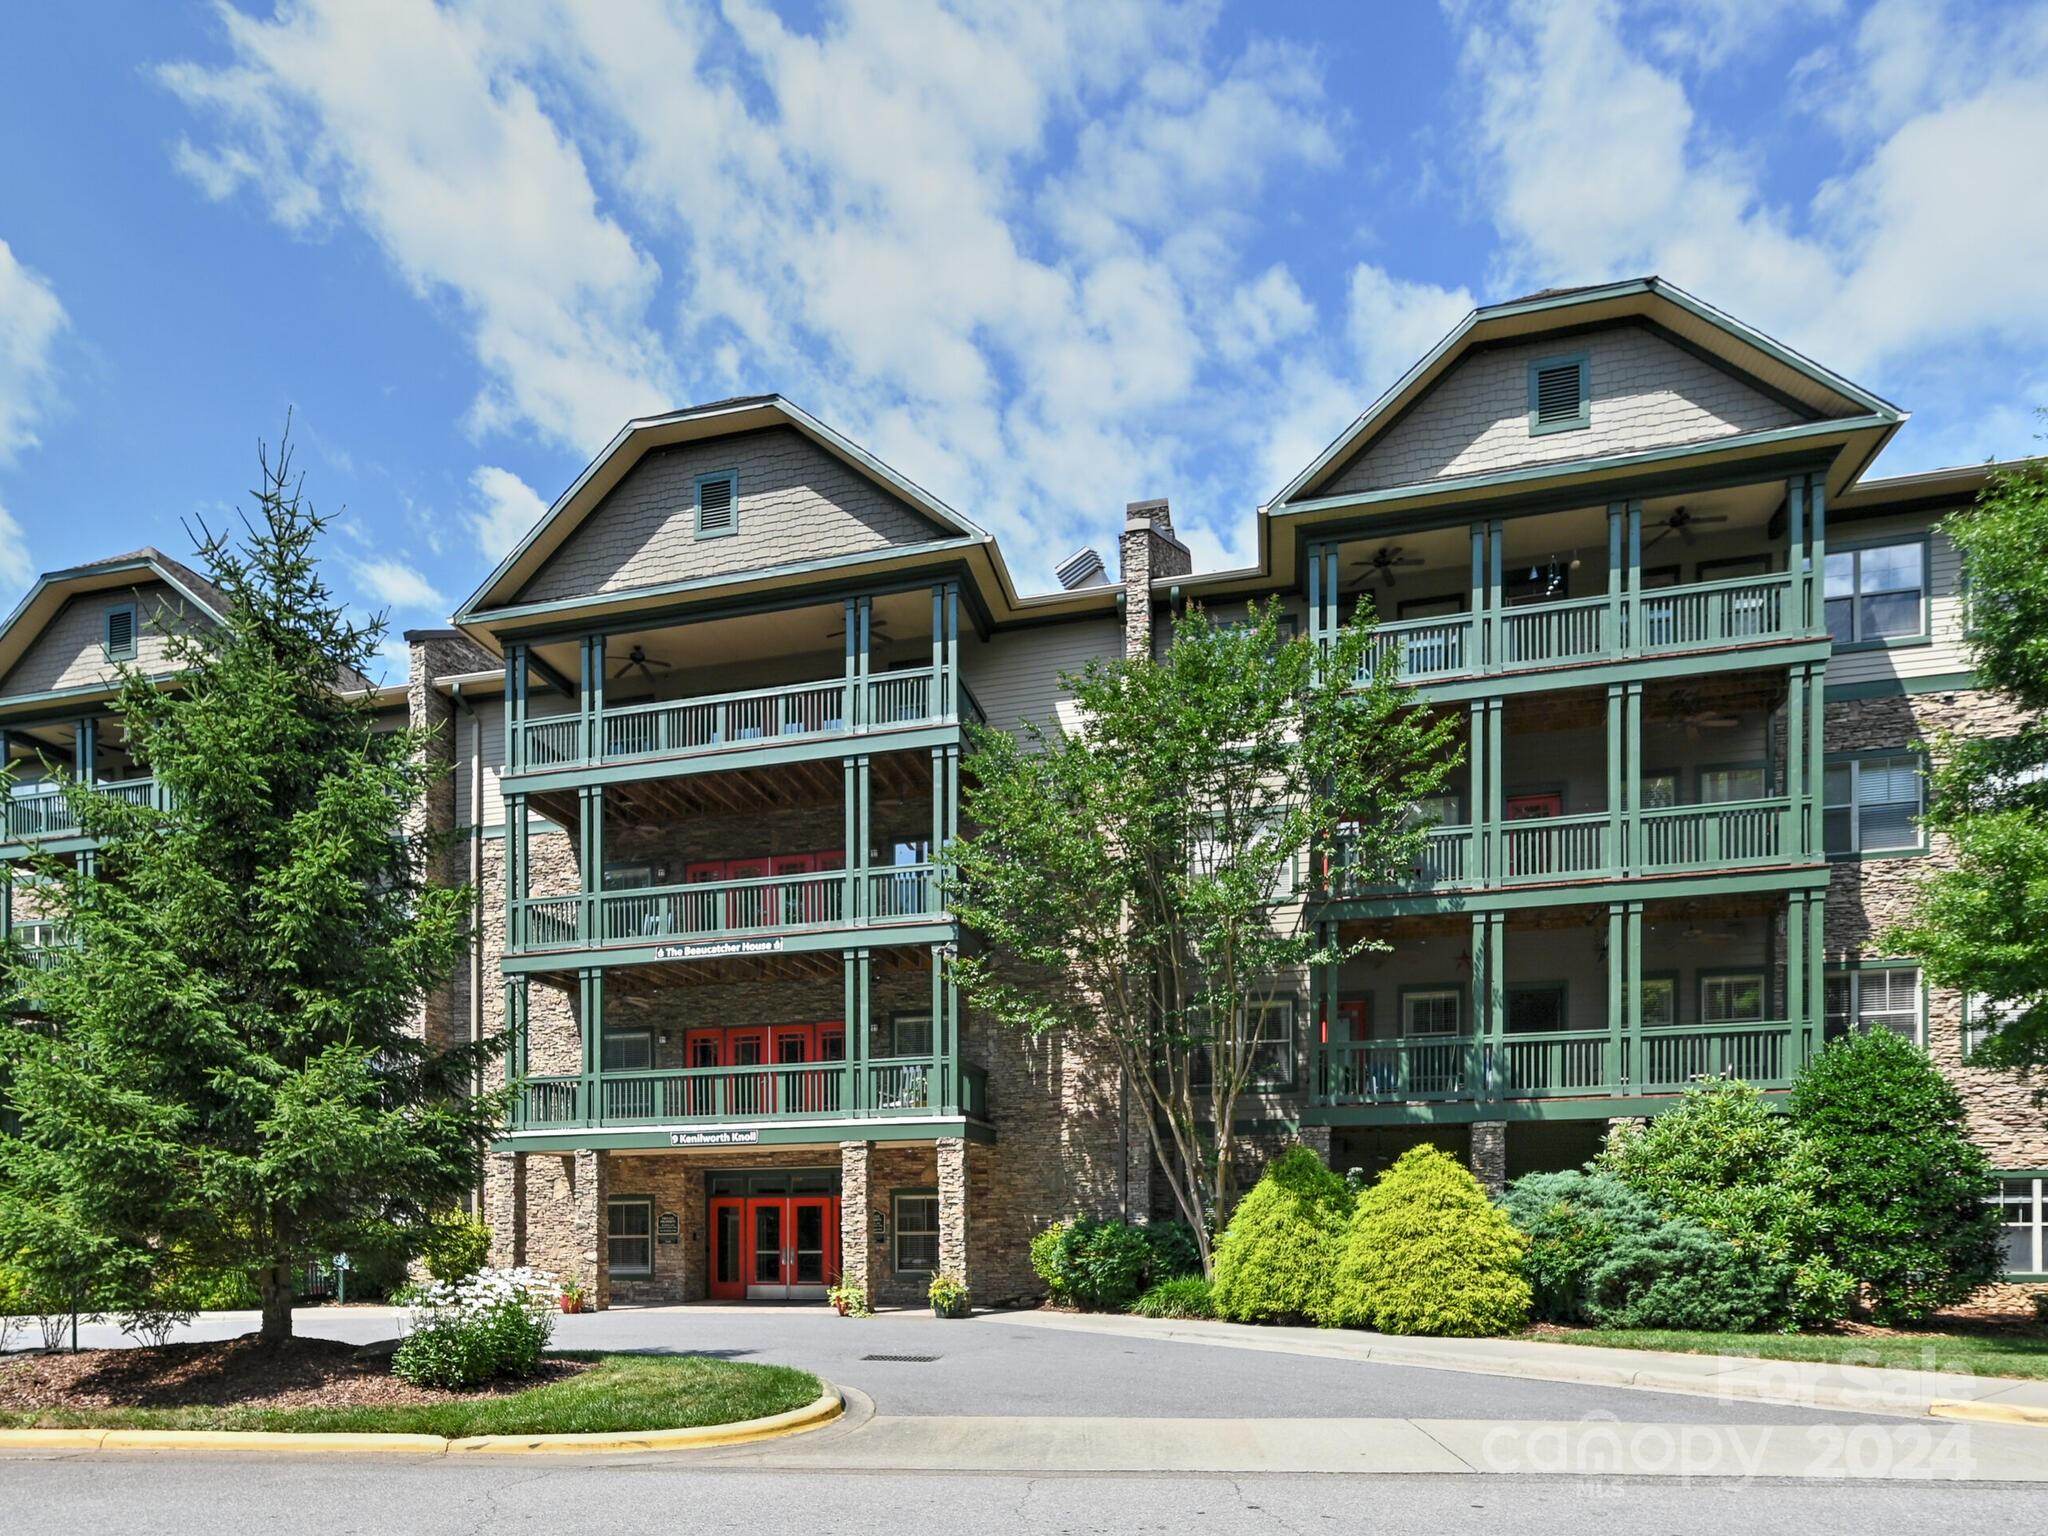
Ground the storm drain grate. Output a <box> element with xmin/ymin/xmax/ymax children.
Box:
<box><xmin>860</xmin><ymin>1353</ymin><xmax>941</xmax><ymax>1363</ymax></box>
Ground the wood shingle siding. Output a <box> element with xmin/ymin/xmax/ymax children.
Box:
<box><xmin>1315</xmin><ymin>325</ymin><xmax>1810</xmax><ymax>498</ymax></box>
<box><xmin>0</xmin><ymin>582</ymin><xmax>209</xmax><ymax>695</ymax></box>
<box><xmin>517</xmin><ymin>427</ymin><xmax>952</xmax><ymax>603</ymax></box>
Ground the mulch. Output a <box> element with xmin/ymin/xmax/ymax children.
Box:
<box><xmin>0</xmin><ymin>1335</ymin><xmax>589</xmax><ymax>1412</ymax></box>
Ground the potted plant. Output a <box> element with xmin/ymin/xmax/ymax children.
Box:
<box><xmin>559</xmin><ymin>1279</ymin><xmax>586</xmax><ymax>1315</ymax></box>
<box><xmin>827</xmin><ymin>1283</ymin><xmax>872</xmax><ymax>1318</ymax></box>
<box><xmin>928</xmin><ymin>1273</ymin><xmax>970</xmax><ymax>1319</ymax></box>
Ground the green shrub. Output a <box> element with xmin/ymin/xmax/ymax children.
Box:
<box><xmin>1210</xmin><ymin>1147</ymin><xmax>1353</xmax><ymax>1324</ymax></box>
<box><xmin>419</xmin><ymin>1211</ymin><xmax>493</xmax><ymax>1284</ymax></box>
<box><xmin>1582</xmin><ymin>1215</ymin><xmax>1785</xmax><ymax>1332</ymax></box>
<box><xmin>1595</xmin><ymin>1078</ymin><xmax>1842</xmax><ymax>1327</ymax></box>
<box><xmin>1501</xmin><ymin>1171</ymin><xmax>1666</xmax><ymax>1324</ymax></box>
<box><xmin>1139</xmin><ymin>1220</ymin><xmax>1203</xmax><ymax>1282</ymax></box>
<box><xmin>1790</xmin><ymin>1029</ymin><xmax>2005</xmax><ymax>1324</ymax></box>
<box><xmin>1130</xmin><ymin>1275</ymin><xmax>1215</xmax><ymax>1319</ymax></box>
<box><xmin>1324</xmin><ymin>1145</ymin><xmax>1530</xmax><ymax>1336</ymax></box>
<box><xmin>391</xmin><ymin>1267</ymin><xmax>557</xmax><ymax>1388</ymax></box>
<box><xmin>1028</xmin><ymin>1219</ymin><xmax>1154</xmax><ymax>1310</ymax></box>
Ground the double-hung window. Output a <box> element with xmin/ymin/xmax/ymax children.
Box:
<box><xmin>893</xmin><ymin>1193</ymin><xmax>940</xmax><ymax>1273</ymax></box>
<box><xmin>1994</xmin><ymin>1178</ymin><xmax>2046</xmax><ymax>1276</ymax></box>
<box><xmin>1701</xmin><ymin>973</ymin><xmax>1766</xmax><ymax>1025</ymax></box>
<box><xmin>1824</xmin><ymin>754</ymin><xmax>1923</xmax><ymax>855</ymax></box>
<box><xmin>607</xmin><ymin>1197</ymin><xmax>654</xmax><ymax>1277</ymax></box>
<box><xmin>1825</xmin><ymin>541</ymin><xmax>1926</xmax><ymax>645</ymax></box>
<box><xmin>1824</xmin><ymin>967</ymin><xmax>1922</xmax><ymax>1044</ymax></box>
<box><xmin>1402</xmin><ymin>987</ymin><xmax>1462</xmax><ymax>1037</ymax></box>
<box><xmin>1246</xmin><ymin>998</ymin><xmax>1296</xmax><ymax>1089</ymax></box>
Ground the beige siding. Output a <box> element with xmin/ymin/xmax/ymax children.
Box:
<box><xmin>454</xmin><ymin>692</ymin><xmax>576</xmax><ymax>830</ymax></box>
<box><xmin>1823</xmin><ymin>511</ymin><xmax>1969</xmax><ymax>691</ymax></box>
<box><xmin>518</xmin><ymin>427</ymin><xmax>950</xmax><ymax>603</ymax></box>
<box><xmin>962</xmin><ymin>619</ymin><xmax>1121</xmax><ymax>739</ymax></box>
<box><xmin>1</xmin><ymin>583</ymin><xmax>212</xmax><ymax>697</ymax></box>
<box><xmin>1313</xmin><ymin>326</ymin><xmax>1807</xmax><ymax>498</ymax></box>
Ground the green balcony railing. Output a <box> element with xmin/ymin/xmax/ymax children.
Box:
<box><xmin>3</xmin><ymin>778</ymin><xmax>161</xmax><ymax>847</ymax></box>
<box><xmin>509</xmin><ymin>1052</ymin><xmax>986</xmax><ymax>1130</ymax></box>
<box><xmin>1501</xmin><ymin>812</ymin><xmax>1611</xmax><ymax>884</ymax></box>
<box><xmin>1314</xmin><ymin>1018</ymin><xmax>1809</xmax><ymax>1108</ymax></box>
<box><xmin>1638</xmin><ymin>797</ymin><xmax>1790</xmax><ymax>873</ymax></box>
<box><xmin>511</xmin><ymin>863</ymin><xmax>943</xmax><ymax>953</ymax></box>
<box><xmin>1352</xmin><ymin>571</ymin><xmax>1807</xmax><ymax>688</ymax></box>
<box><xmin>510</xmin><ymin>668</ymin><xmax>980</xmax><ymax>775</ymax></box>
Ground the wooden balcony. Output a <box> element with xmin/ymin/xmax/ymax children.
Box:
<box><xmin>1353</xmin><ymin>571</ymin><xmax>1815</xmax><ymax>691</ymax></box>
<box><xmin>506</xmin><ymin>668</ymin><xmax>980</xmax><ymax>780</ymax></box>
<box><xmin>1</xmin><ymin>778</ymin><xmax>161</xmax><ymax>856</ymax></box>
<box><xmin>1314</xmin><ymin>1017</ymin><xmax>1812</xmax><ymax>1109</ymax></box>
<box><xmin>508</xmin><ymin>863</ymin><xmax>944</xmax><ymax>956</ymax></box>
<box><xmin>508</xmin><ymin>1054</ymin><xmax>988</xmax><ymax>1132</ymax></box>
<box><xmin>1330</xmin><ymin>795</ymin><xmax>1811</xmax><ymax>900</ymax></box>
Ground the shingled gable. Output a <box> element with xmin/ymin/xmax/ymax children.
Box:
<box><xmin>0</xmin><ymin>548</ymin><xmax>231</xmax><ymax>702</ymax></box>
<box><xmin>1272</xmin><ymin>277</ymin><xmax>1903</xmax><ymax>510</ymax></box>
<box><xmin>458</xmin><ymin>397</ymin><xmax>987</xmax><ymax>619</ymax></box>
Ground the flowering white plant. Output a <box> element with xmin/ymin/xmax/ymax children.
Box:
<box><xmin>392</xmin><ymin>1265</ymin><xmax>560</xmax><ymax>1387</ymax></box>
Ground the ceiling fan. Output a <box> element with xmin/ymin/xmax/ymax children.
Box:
<box><xmin>613</xmin><ymin>644</ymin><xmax>673</xmax><ymax>682</ymax></box>
<box><xmin>1669</xmin><ymin>689</ymin><xmax>1741</xmax><ymax>737</ymax></box>
<box><xmin>1643</xmin><ymin>505</ymin><xmax>1730</xmax><ymax>549</ymax></box>
<box><xmin>1348</xmin><ymin>545</ymin><xmax>1424</xmax><ymax>589</ymax></box>
<box><xmin>826</xmin><ymin>616</ymin><xmax>892</xmax><ymax>641</ymax></box>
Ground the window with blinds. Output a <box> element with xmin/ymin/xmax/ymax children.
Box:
<box><xmin>1825</xmin><ymin>967</ymin><xmax>1922</xmax><ymax>1044</ymax></box>
<box><xmin>1824</xmin><ymin>753</ymin><xmax>1923</xmax><ymax>854</ymax></box>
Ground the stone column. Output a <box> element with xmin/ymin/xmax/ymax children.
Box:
<box><xmin>1298</xmin><ymin>1124</ymin><xmax>1333</xmax><ymax>1166</ymax></box>
<box><xmin>1468</xmin><ymin>1121</ymin><xmax>1507</xmax><ymax>1196</ymax></box>
<box><xmin>484</xmin><ymin>1150</ymin><xmax>524</xmax><ymax>1268</ymax></box>
<box><xmin>839</xmin><ymin>1141</ymin><xmax>872</xmax><ymax>1298</ymax></box>
<box><xmin>937</xmin><ymin>1136</ymin><xmax>972</xmax><ymax>1295</ymax></box>
<box><xmin>571</xmin><ymin>1148</ymin><xmax>611</xmax><ymax>1310</ymax></box>
<box><xmin>1123</xmin><ymin>1080</ymin><xmax>1154</xmax><ymax>1222</ymax></box>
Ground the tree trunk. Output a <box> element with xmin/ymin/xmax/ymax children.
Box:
<box><xmin>256</xmin><ymin>1263</ymin><xmax>295</xmax><ymax>1344</ymax></box>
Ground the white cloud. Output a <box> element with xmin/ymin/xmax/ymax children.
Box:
<box><xmin>161</xmin><ymin>0</ymin><xmax>1355</xmax><ymax>587</ymax></box>
<box><xmin>0</xmin><ymin>499</ymin><xmax>33</xmax><ymax>593</ymax></box>
<box><xmin>348</xmin><ymin>556</ymin><xmax>446</xmax><ymax>614</ymax></box>
<box><xmin>1447</xmin><ymin>0</ymin><xmax>2048</xmax><ymax>387</ymax></box>
<box><xmin>466</xmin><ymin>464</ymin><xmax>549</xmax><ymax>562</ymax></box>
<box><xmin>0</xmin><ymin>236</ymin><xmax>67</xmax><ymax>467</ymax></box>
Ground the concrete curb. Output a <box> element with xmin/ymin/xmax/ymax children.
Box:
<box><xmin>0</xmin><ymin>1384</ymin><xmax>843</xmax><ymax>1457</ymax></box>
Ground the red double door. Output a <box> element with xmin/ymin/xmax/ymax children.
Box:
<box><xmin>685</xmin><ymin>1023</ymin><xmax>845</xmax><ymax>1117</ymax></box>
<box><xmin>708</xmin><ymin>1194</ymin><xmax>841</xmax><ymax>1299</ymax></box>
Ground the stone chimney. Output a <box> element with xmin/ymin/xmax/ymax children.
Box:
<box><xmin>1118</xmin><ymin>498</ymin><xmax>1192</xmax><ymax>659</ymax></box>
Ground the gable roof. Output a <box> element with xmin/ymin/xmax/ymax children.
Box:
<box><xmin>0</xmin><ymin>547</ymin><xmax>234</xmax><ymax>696</ymax></box>
<box><xmin>456</xmin><ymin>395</ymin><xmax>993</xmax><ymax>624</ymax></box>
<box><xmin>1270</xmin><ymin>277</ymin><xmax>1905</xmax><ymax>510</ymax></box>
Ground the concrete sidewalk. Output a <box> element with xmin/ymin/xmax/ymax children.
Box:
<box><xmin>994</xmin><ymin>1309</ymin><xmax>2048</xmax><ymax>1424</ymax></box>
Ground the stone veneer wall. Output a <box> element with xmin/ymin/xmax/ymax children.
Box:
<box><xmin>1823</xmin><ymin>688</ymin><xmax>2047</xmax><ymax>1173</ymax></box>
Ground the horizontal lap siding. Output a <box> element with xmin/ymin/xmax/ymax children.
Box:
<box><xmin>1313</xmin><ymin>326</ymin><xmax>1807</xmax><ymax>499</ymax></box>
<box><xmin>963</xmin><ymin>620</ymin><xmax>1121</xmax><ymax>740</ymax></box>
<box><xmin>455</xmin><ymin>693</ymin><xmax>574</xmax><ymax>830</ymax></box>
<box><xmin>518</xmin><ymin>427</ymin><xmax>950</xmax><ymax>603</ymax></box>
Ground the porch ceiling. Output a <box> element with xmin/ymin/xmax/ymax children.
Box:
<box><xmin>526</xmin><ymin>944</ymin><xmax>934</xmax><ymax>994</ymax></box>
<box><xmin>528</xmin><ymin>747</ymin><xmax>932</xmax><ymax>827</ymax></box>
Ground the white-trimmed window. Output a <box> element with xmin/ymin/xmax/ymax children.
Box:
<box><xmin>1824</xmin><ymin>967</ymin><xmax>1922</xmax><ymax>1044</ymax></box>
<box><xmin>1246</xmin><ymin>998</ymin><xmax>1296</xmax><ymax>1088</ymax></box>
<box><xmin>1701</xmin><ymin>973</ymin><xmax>1766</xmax><ymax>1025</ymax></box>
<box><xmin>607</xmin><ymin>1197</ymin><xmax>654</xmax><ymax>1276</ymax></box>
<box><xmin>893</xmin><ymin>1192</ymin><xmax>939</xmax><ymax>1273</ymax></box>
<box><xmin>1993</xmin><ymin>1177</ymin><xmax>2045</xmax><ymax>1276</ymax></box>
<box><xmin>1825</xmin><ymin>541</ymin><xmax>1926</xmax><ymax>645</ymax></box>
<box><xmin>1824</xmin><ymin>754</ymin><xmax>1923</xmax><ymax>855</ymax></box>
<box><xmin>1403</xmin><ymin>987</ymin><xmax>1462</xmax><ymax>1037</ymax></box>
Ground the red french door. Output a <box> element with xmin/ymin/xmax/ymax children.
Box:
<box><xmin>707</xmin><ymin>1195</ymin><xmax>841</xmax><ymax>1300</ymax></box>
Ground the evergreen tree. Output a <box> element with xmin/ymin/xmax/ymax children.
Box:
<box><xmin>0</xmin><ymin>433</ymin><xmax>502</xmax><ymax>1342</ymax></box>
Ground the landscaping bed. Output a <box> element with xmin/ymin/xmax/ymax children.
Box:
<box><xmin>1524</xmin><ymin>1319</ymin><xmax>2048</xmax><ymax>1381</ymax></box>
<box><xmin>0</xmin><ymin>1338</ymin><xmax>821</xmax><ymax>1436</ymax></box>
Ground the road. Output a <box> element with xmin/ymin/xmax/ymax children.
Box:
<box><xmin>4</xmin><ymin>1306</ymin><xmax>2044</xmax><ymax>1534</ymax></box>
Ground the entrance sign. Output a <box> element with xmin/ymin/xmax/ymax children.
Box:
<box><xmin>655</xmin><ymin>938</ymin><xmax>786</xmax><ymax>961</ymax></box>
<box><xmin>670</xmin><ymin>1128</ymin><xmax>760</xmax><ymax>1146</ymax></box>
<box><xmin>656</xmin><ymin>1211</ymin><xmax>681</xmax><ymax>1245</ymax></box>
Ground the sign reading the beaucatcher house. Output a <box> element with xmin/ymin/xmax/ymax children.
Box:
<box><xmin>655</xmin><ymin>938</ymin><xmax>787</xmax><ymax>961</ymax></box>
<box><xmin>669</xmin><ymin>1129</ymin><xmax>760</xmax><ymax>1147</ymax></box>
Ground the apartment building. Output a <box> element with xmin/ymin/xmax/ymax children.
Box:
<box><xmin>4</xmin><ymin>278</ymin><xmax>2043</xmax><ymax>1305</ymax></box>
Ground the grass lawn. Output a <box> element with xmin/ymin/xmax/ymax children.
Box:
<box><xmin>0</xmin><ymin>1352</ymin><xmax>823</xmax><ymax>1436</ymax></box>
<box><xmin>1528</xmin><ymin>1327</ymin><xmax>2048</xmax><ymax>1381</ymax></box>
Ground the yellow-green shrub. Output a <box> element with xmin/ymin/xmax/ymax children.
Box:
<box><xmin>1323</xmin><ymin>1145</ymin><xmax>1531</xmax><ymax>1336</ymax></box>
<box><xmin>1209</xmin><ymin>1146</ymin><xmax>1352</xmax><ymax>1323</ymax></box>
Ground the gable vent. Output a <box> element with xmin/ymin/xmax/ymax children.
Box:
<box><xmin>696</xmin><ymin>474</ymin><xmax>736</xmax><ymax>537</ymax></box>
<box><xmin>1532</xmin><ymin>360</ymin><xmax>1586</xmax><ymax>430</ymax></box>
<box><xmin>104</xmin><ymin>605</ymin><xmax>137</xmax><ymax>661</ymax></box>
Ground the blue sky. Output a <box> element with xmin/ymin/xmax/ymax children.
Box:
<box><xmin>2</xmin><ymin>0</ymin><xmax>2045</xmax><ymax>682</ymax></box>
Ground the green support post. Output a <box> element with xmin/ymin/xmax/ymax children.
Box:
<box><xmin>1605</xmin><ymin>684</ymin><xmax>1623</xmax><ymax>876</ymax></box>
<box><xmin>1787</xmin><ymin>890</ymin><xmax>1806</xmax><ymax>1074</ymax></box>
<box><xmin>506</xmin><ymin>643</ymin><xmax>526</xmax><ymax>775</ymax></box>
<box><xmin>1625</xmin><ymin>902</ymin><xmax>1645</xmax><ymax>1094</ymax></box>
<box><xmin>842</xmin><ymin>757</ymin><xmax>858</xmax><ymax>925</ymax></box>
<box><xmin>1605</xmin><ymin>502</ymin><xmax>1624</xmax><ymax>655</ymax></box>
<box><xmin>856</xmin><ymin>753</ymin><xmax>871</xmax><ymax>923</ymax></box>
<box><xmin>579</xmin><ymin>968</ymin><xmax>602</xmax><ymax>1128</ymax></box>
<box><xmin>1605</xmin><ymin>903</ymin><xmax>1625</xmax><ymax>1092</ymax></box>
<box><xmin>1787</xmin><ymin>475</ymin><xmax>1808</xmax><ymax>630</ymax></box>
<box><xmin>1487</xmin><ymin>522</ymin><xmax>1506</xmax><ymax>673</ymax></box>
<box><xmin>507</xmin><ymin>792</ymin><xmax>527</xmax><ymax>953</ymax></box>
<box><xmin>1306</xmin><ymin>540</ymin><xmax>1324</xmax><ymax>657</ymax></box>
<box><xmin>1785</xmin><ymin>663</ymin><xmax>1806</xmax><ymax>858</ymax></box>
<box><xmin>1805</xmin><ymin>890</ymin><xmax>1825</xmax><ymax>1069</ymax></box>
<box><xmin>1624</xmin><ymin>500</ymin><xmax>1643</xmax><ymax>658</ymax></box>
<box><xmin>1625</xmin><ymin>683</ymin><xmax>1645</xmax><ymax>875</ymax></box>
<box><xmin>1468</xmin><ymin>910</ymin><xmax>1488</xmax><ymax>1098</ymax></box>
<box><xmin>1469</xmin><ymin>524</ymin><xmax>1486</xmax><ymax>672</ymax></box>
<box><xmin>1485</xmin><ymin>912</ymin><xmax>1506</xmax><ymax>1099</ymax></box>
<box><xmin>1484</xmin><ymin>698</ymin><xmax>1503</xmax><ymax>887</ymax></box>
